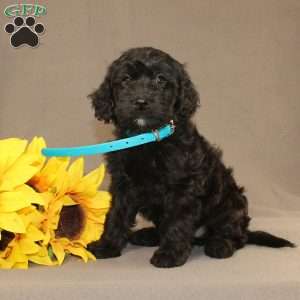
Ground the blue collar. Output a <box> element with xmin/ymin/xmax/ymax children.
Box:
<box><xmin>42</xmin><ymin>120</ymin><xmax>175</xmax><ymax>157</ymax></box>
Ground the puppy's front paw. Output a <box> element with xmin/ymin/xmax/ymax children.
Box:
<box><xmin>150</xmin><ymin>248</ymin><xmax>190</xmax><ymax>268</ymax></box>
<box><xmin>87</xmin><ymin>240</ymin><xmax>121</xmax><ymax>259</ymax></box>
<box><xmin>204</xmin><ymin>237</ymin><xmax>234</xmax><ymax>259</ymax></box>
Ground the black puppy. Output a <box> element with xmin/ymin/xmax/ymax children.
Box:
<box><xmin>88</xmin><ymin>47</ymin><xmax>294</xmax><ymax>268</ymax></box>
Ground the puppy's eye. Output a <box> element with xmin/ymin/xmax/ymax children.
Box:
<box><xmin>121</xmin><ymin>74</ymin><xmax>132</xmax><ymax>83</ymax></box>
<box><xmin>155</xmin><ymin>74</ymin><xmax>167</xmax><ymax>85</ymax></box>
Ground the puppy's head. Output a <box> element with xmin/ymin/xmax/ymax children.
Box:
<box><xmin>90</xmin><ymin>47</ymin><xmax>199</xmax><ymax>132</ymax></box>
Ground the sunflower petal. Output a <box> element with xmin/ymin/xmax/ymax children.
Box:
<box><xmin>86</xmin><ymin>211</ymin><xmax>107</xmax><ymax>224</ymax></box>
<box><xmin>0</xmin><ymin>191</ymin><xmax>32</xmax><ymax>212</ymax></box>
<box><xmin>42</xmin><ymin>231</ymin><xmax>51</xmax><ymax>246</ymax></box>
<box><xmin>39</xmin><ymin>157</ymin><xmax>70</xmax><ymax>178</ymax></box>
<box><xmin>13</xmin><ymin>261</ymin><xmax>28</xmax><ymax>269</ymax></box>
<box><xmin>0</xmin><ymin>154</ymin><xmax>42</xmax><ymax>191</ymax></box>
<box><xmin>54</xmin><ymin>170</ymin><xmax>69</xmax><ymax>197</ymax></box>
<box><xmin>85</xmin><ymin>191</ymin><xmax>111</xmax><ymax>209</ymax></box>
<box><xmin>26</xmin><ymin>224</ymin><xmax>45</xmax><ymax>241</ymax></box>
<box><xmin>50</xmin><ymin>241</ymin><xmax>65</xmax><ymax>265</ymax></box>
<box><xmin>15</xmin><ymin>185</ymin><xmax>45</xmax><ymax>206</ymax></box>
<box><xmin>28</xmin><ymin>246</ymin><xmax>54</xmax><ymax>266</ymax></box>
<box><xmin>88</xmin><ymin>164</ymin><xmax>106</xmax><ymax>187</ymax></box>
<box><xmin>68</xmin><ymin>158</ymin><xmax>84</xmax><ymax>188</ymax></box>
<box><xmin>19</xmin><ymin>237</ymin><xmax>40</xmax><ymax>254</ymax></box>
<box><xmin>8</xmin><ymin>243</ymin><xmax>28</xmax><ymax>265</ymax></box>
<box><xmin>30</xmin><ymin>157</ymin><xmax>70</xmax><ymax>192</ymax></box>
<box><xmin>50</xmin><ymin>199</ymin><xmax>64</xmax><ymax>218</ymax></box>
<box><xmin>26</xmin><ymin>137</ymin><xmax>46</xmax><ymax>156</ymax></box>
<box><xmin>86</xmin><ymin>250</ymin><xmax>96</xmax><ymax>261</ymax></box>
<box><xmin>25</xmin><ymin>137</ymin><xmax>46</xmax><ymax>169</ymax></box>
<box><xmin>61</xmin><ymin>195</ymin><xmax>77</xmax><ymax>206</ymax></box>
<box><xmin>65</xmin><ymin>244</ymin><xmax>89</xmax><ymax>262</ymax></box>
<box><xmin>75</xmin><ymin>164</ymin><xmax>106</xmax><ymax>194</ymax></box>
<box><xmin>39</xmin><ymin>192</ymin><xmax>54</xmax><ymax>209</ymax></box>
<box><xmin>19</xmin><ymin>207</ymin><xmax>44</xmax><ymax>229</ymax></box>
<box><xmin>0</xmin><ymin>138</ymin><xmax>27</xmax><ymax>176</ymax></box>
<box><xmin>80</xmin><ymin>221</ymin><xmax>104</xmax><ymax>244</ymax></box>
<box><xmin>0</xmin><ymin>212</ymin><xmax>26</xmax><ymax>233</ymax></box>
<box><xmin>88</xmin><ymin>166</ymin><xmax>104</xmax><ymax>184</ymax></box>
<box><xmin>44</xmin><ymin>157</ymin><xmax>70</xmax><ymax>186</ymax></box>
<box><xmin>0</xmin><ymin>257</ymin><xmax>14</xmax><ymax>269</ymax></box>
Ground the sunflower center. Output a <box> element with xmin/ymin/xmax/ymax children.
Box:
<box><xmin>0</xmin><ymin>231</ymin><xmax>15</xmax><ymax>251</ymax></box>
<box><xmin>55</xmin><ymin>205</ymin><xmax>85</xmax><ymax>240</ymax></box>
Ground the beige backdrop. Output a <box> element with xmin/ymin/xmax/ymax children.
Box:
<box><xmin>0</xmin><ymin>1</ymin><xmax>300</xmax><ymax>299</ymax></box>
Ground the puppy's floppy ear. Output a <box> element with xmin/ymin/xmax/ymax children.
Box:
<box><xmin>175</xmin><ymin>65</ymin><xmax>200</xmax><ymax>120</ymax></box>
<box><xmin>89</xmin><ymin>70</ymin><xmax>114</xmax><ymax>123</ymax></box>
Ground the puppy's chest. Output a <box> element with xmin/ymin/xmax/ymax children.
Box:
<box><xmin>125</xmin><ymin>159</ymin><xmax>170</xmax><ymax>205</ymax></box>
<box><xmin>122</xmin><ymin>144</ymin><xmax>186</xmax><ymax>188</ymax></box>
<box><xmin>124</xmin><ymin>151</ymin><xmax>167</xmax><ymax>185</ymax></box>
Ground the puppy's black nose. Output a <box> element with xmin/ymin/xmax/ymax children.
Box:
<box><xmin>135</xmin><ymin>98</ymin><xmax>148</xmax><ymax>109</ymax></box>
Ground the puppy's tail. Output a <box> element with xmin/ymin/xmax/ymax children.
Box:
<box><xmin>246</xmin><ymin>230</ymin><xmax>295</xmax><ymax>248</ymax></box>
<box><xmin>192</xmin><ymin>231</ymin><xmax>295</xmax><ymax>248</ymax></box>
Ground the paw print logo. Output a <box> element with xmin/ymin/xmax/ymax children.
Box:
<box><xmin>4</xmin><ymin>16</ymin><xmax>45</xmax><ymax>48</ymax></box>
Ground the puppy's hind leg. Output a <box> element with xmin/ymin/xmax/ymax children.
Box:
<box><xmin>204</xmin><ymin>237</ymin><xmax>236</xmax><ymax>258</ymax></box>
<box><xmin>204</xmin><ymin>213</ymin><xmax>249</xmax><ymax>259</ymax></box>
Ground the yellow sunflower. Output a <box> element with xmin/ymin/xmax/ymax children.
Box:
<box><xmin>0</xmin><ymin>136</ymin><xmax>111</xmax><ymax>268</ymax></box>
<box><xmin>28</xmin><ymin>157</ymin><xmax>111</xmax><ymax>265</ymax></box>
<box><xmin>0</xmin><ymin>137</ymin><xmax>46</xmax><ymax>233</ymax></box>
<box><xmin>0</xmin><ymin>137</ymin><xmax>52</xmax><ymax>269</ymax></box>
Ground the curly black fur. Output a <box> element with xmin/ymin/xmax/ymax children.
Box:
<box><xmin>87</xmin><ymin>47</ymin><xmax>294</xmax><ymax>268</ymax></box>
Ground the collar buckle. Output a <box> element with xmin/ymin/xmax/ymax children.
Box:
<box><xmin>152</xmin><ymin>120</ymin><xmax>175</xmax><ymax>142</ymax></box>
<box><xmin>152</xmin><ymin>129</ymin><xmax>161</xmax><ymax>142</ymax></box>
<box><xmin>169</xmin><ymin>119</ymin><xmax>175</xmax><ymax>133</ymax></box>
